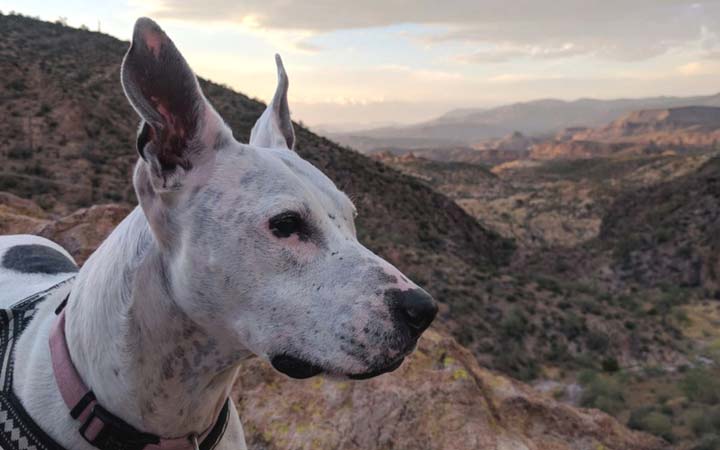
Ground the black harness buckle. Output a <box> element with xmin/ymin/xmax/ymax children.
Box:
<box><xmin>79</xmin><ymin>403</ymin><xmax>160</xmax><ymax>450</ymax></box>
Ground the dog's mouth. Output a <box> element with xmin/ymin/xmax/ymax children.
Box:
<box><xmin>270</xmin><ymin>354</ymin><xmax>324</xmax><ymax>379</ymax></box>
<box><xmin>270</xmin><ymin>354</ymin><xmax>406</xmax><ymax>380</ymax></box>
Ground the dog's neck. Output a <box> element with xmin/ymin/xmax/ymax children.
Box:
<box><xmin>64</xmin><ymin>207</ymin><xmax>250</xmax><ymax>437</ymax></box>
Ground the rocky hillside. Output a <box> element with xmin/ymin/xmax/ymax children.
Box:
<box><xmin>369</xmin><ymin>145</ymin><xmax>528</xmax><ymax>166</ymax></box>
<box><xmin>0</xmin><ymin>196</ymin><xmax>667</xmax><ymax>450</ymax></box>
<box><xmin>567</xmin><ymin>106</ymin><xmax>720</xmax><ymax>149</ymax></box>
<box><xmin>530</xmin><ymin>140</ymin><xmax>637</xmax><ymax>160</ymax></box>
<box><xmin>348</xmin><ymin>105</ymin><xmax>720</xmax><ymax>166</ymax></box>
<box><xmin>329</xmin><ymin>94</ymin><xmax>720</xmax><ymax>151</ymax></box>
<box><xmin>380</xmin><ymin>145</ymin><xmax>720</xmax><ymax>448</ymax></box>
<box><xmin>600</xmin><ymin>156</ymin><xmax>720</xmax><ymax>297</ymax></box>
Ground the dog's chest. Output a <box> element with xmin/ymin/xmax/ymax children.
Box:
<box><xmin>0</xmin><ymin>279</ymin><xmax>72</xmax><ymax>450</ymax></box>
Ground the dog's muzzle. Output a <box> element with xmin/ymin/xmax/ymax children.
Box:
<box><xmin>270</xmin><ymin>288</ymin><xmax>437</xmax><ymax>381</ymax></box>
<box><xmin>270</xmin><ymin>353</ymin><xmax>407</xmax><ymax>380</ymax></box>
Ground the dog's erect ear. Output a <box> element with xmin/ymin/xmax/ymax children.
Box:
<box><xmin>121</xmin><ymin>18</ymin><xmax>220</xmax><ymax>186</ymax></box>
<box><xmin>250</xmin><ymin>54</ymin><xmax>295</xmax><ymax>150</ymax></box>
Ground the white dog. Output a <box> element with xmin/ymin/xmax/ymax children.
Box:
<box><xmin>0</xmin><ymin>17</ymin><xmax>437</xmax><ymax>450</ymax></box>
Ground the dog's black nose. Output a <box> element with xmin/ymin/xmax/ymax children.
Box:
<box><xmin>390</xmin><ymin>288</ymin><xmax>438</xmax><ymax>336</ymax></box>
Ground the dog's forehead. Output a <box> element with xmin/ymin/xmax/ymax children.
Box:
<box><xmin>272</xmin><ymin>148</ymin><xmax>355</xmax><ymax>217</ymax></box>
<box><xmin>211</xmin><ymin>144</ymin><xmax>355</xmax><ymax>218</ymax></box>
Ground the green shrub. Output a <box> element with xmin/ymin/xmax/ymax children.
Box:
<box><xmin>643</xmin><ymin>412</ymin><xmax>674</xmax><ymax>441</ymax></box>
<box><xmin>21</xmin><ymin>161</ymin><xmax>50</xmax><ymax>177</ymax></box>
<box><xmin>6</xmin><ymin>79</ymin><xmax>26</xmax><ymax>91</ymax></box>
<box><xmin>689</xmin><ymin>406</ymin><xmax>720</xmax><ymax>435</ymax></box>
<box><xmin>691</xmin><ymin>434</ymin><xmax>720</xmax><ymax>450</ymax></box>
<box><xmin>601</xmin><ymin>357</ymin><xmax>620</xmax><ymax>373</ymax></box>
<box><xmin>7</xmin><ymin>146</ymin><xmax>32</xmax><ymax>159</ymax></box>
<box><xmin>494</xmin><ymin>341</ymin><xmax>539</xmax><ymax>381</ymax></box>
<box><xmin>580</xmin><ymin>372</ymin><xmax>626</xmax><ymax>415</ymax></box>
<box><xmin>628</xmin><ymin>408</ymin><xmax>674</xmax><ymax>441</ymax></box>
<box><xmin>586</xmin><ymin>330</ymin><xmax>610</xmax><ymax>352</ymax></box>
<box><xmin>559</xmin><ymin>312</ymin><xmax>585</xmax><ymax>339</ymax></box>
<box><xmin>500</xmin><ymin>308</ymin><xmax>528</xmax><ymax>341</ymax></box>
<box><xmin>682</xmin><ymin>368</ymin><xmax>720</xmax><ymax>404</ymax></box>
<box><xmin>0</xmin><ymin>175</ymin><xmax>18</xmax><ymax>190</ymax></box>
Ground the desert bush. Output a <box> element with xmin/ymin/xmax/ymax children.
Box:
<box><xmin>558</xmin><ymin>312</ymin><xmax>585</xmax><ymax>339</ymax></box>
<box><xmin>500</xmin><ymin>308</ymin><xmax>528</xmax><ymax>341</ymax></box>
<box><xmin>6</xmin><ymin>79</ymin><xmax>27</xmax><ymax>91</ymax></box>
<box><xmin>691</xmin><ymin>434</ymin><xmax>720</xmax><ymax>450</ymax></box>
<box><xmin>7</xmin><ymin>146</ymin><xmax>32</xmax><ymax>159</ymax></box>
<box><xmin>0</xmin><ymin>175</ymin><xmax>19</xmax><ymax>190</ymax></box>
<box><xmin>546</xmin><ymin>340</ymin><xmax>572</xmax><ymax>363</ymax></box>
<box><xmin>601</xmin><ymin>357</ymin><xmax>620</xmax><ymax>373</ymax></box>
<box><xmin>586</xmin><ymin>330</ymin><xmax>610</xmax><ymax>352</ymax></box>
<box><xmin>36</xmin><ymin>103</ymin><xmax>51</xmax><ymax>116</ymax></box>
<box><xmin>682</xmin><ymin>368</ymin><xmax>720</xmax><ymax>404</ymax></box>
<box><xmin>689</xmin><ymin>406</ymin><xmax>720</xmax><ymax>436</ymax></box>
<box><xmin>494</xmin><ymin>341</ymin><xmax>539</xmax><ymax>381</ymax></box>
<box><xmin>617</xmin><ymin>294</ymin><xmax>641</xmax><ymax>312</ymax></box>
<box><xmin>577</xmin><ymin>298</ymin><xmax>603</xmax><ymax>315</ymax></box>
<box><xmin>536</xmin><ymin>276</ymin><xmax>562</xmax><ymax>294</ymax></box>
<box><xmin>628</xmin><ymin>410</ymin><xmax>675</xmax><ymax>442</ymax></box>
<box><xmin>21</xmin><ymin>161</ymin><xmax>51</xmax><ymax>178</ymax></box>
<box><xmin>579</xmin><ymin>371</ymin><xmax>626</xmax><ymax>415</ymax></box>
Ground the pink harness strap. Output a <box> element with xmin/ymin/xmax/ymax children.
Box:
<box><xmin>49</xmin><ymin>308</ymin><xmax>229</xmax><ymax>450</ymax></box>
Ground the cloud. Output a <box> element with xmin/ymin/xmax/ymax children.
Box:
<box><xmin>456</xmin><ymin>43</ymin><xmax>588</xmax><ymax>63</ymax></box>
<box><xmin>146</xmin><ymin>0</ymin><xmax>720</xmax><ymax>62</ymax></box>
<box><xmin>676</xmin><ymin>60</ymin><xmax>720</xmax><ymax>76</ymax></box>
<box><xmin>293</xmin><ymin>39</ymin><xmax>323</xmax><ymax>53</ymax></box>
<box><xmin>378</xmin><ymin>64</ymin><xmax>464</xmax><ymax>81</ymax></box>
<box><xmin>678</xmin><ymin>61</ymin><xmax>705</xmax><ymax>75</ymax></box>
<box><xmin>486</xmin><ymin>73</ymin><xmax>568</xmax><ymax>83</ymax></box>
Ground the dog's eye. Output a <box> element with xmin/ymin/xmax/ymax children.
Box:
<box><xmin>269</xmin><ymin>212</ymin><xmax>304</xmax><ymax>239</ymax></box>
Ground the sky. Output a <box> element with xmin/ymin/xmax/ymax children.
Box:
<box><xmin>4</xmin><ymin>1</ymin><xmax>720</xmax><ymax>130</ymax></box>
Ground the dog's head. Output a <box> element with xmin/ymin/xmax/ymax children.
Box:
<box><xmin>121</xmin><ymin>18</ymin><xmax>437</xmax><ymax>380</ymax></box>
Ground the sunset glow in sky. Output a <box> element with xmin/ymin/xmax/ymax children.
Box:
<box><xmin>4</xmin><ymin>1</ymin><xmax>720</xmax><ymax>129</ymax></box>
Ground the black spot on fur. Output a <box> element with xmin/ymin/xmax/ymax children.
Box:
<box><xmin>2</xmin><ymin>245</ymin><xmax>78</xmax><ymax>274</ymax></box>
<box><xmin>372</xmin><ymin>266</ymin><xmax>397</xmax><ymax>285</ymax></box>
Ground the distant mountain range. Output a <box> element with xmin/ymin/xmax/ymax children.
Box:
<box><xmin>329</xmin><ymin>94</ymin><xmax>720</xmax><ymax>151</ymax></box>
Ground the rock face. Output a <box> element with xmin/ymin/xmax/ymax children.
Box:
<box><xmin>529</xmin><ymin>140</ymin><xmax>634</xmax><ymax>160</ymax></box>
<box><xmin>0</xmin><ymin>192</ymin><xmax>50</xmax><ymax>234</ymax></box>
<box><xmin>569</xmin><ymin>106</ymin><xmax>720</xmax><ymax>147</ymax></box>
<box><xmin>34</xmin><ymin>203</ymin><xmax>133</xmax><ymax>264</ymax></box>
<box><xmin>235</xmin><ymin>329</ymin><xmax>665</xmax><ymax>450</ymax></box>
<box><xmin>0</xmin><ymin>193</ymin><xmax>132</xmax><ymax>265</ymax></box>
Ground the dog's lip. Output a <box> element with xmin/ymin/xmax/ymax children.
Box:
<box><xmin>347</xmin><ymin>357</ymin><xmax>405</xmax><ymax>380</ymax></box>
<box><xmin>271</xmin><ymin>354</ymin><xmax>324</xmax><ymax>379</ymax></box>
<box><xmin>270</xmin><ymin>353</ymin><xmax>407</xmax><ymax>380</ymax></box>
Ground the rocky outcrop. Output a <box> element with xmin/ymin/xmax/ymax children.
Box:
<box><xmin>490</xmin><ymin>131</ymin><xmax>535</xmax><ymax>152</ymax></box>
<box><xmin>235</xmin><ymin>329</ymin><xmax>665</xmax><ymax>450</ymax></box>
<box><xmin>0</xmin><ymin>191</ymin><xmax>50</xmax><ymax>234</ymax></box>
<box><xmin>529</xmin><ymin>140</ymin><xmax>638</xmax><ymax>160</ymax></box>
<box><xmin>569</xmin><ymin>106</ymin><xmax>720</xmax><ymax>147</ymax></box>
<box><xmin>0</xmin><ymin>193</ymin><xmax>130</xmax><ymax>264</ymax></box>
<box><xmin>34</xmin><ymin>203</ymin><xmax>133</xmax><ymax>264</ymax></box>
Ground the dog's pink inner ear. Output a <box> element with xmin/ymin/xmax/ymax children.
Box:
<box><xmin>141</xmin><ymin>29</ymin><xmax>163</xmax><ymax>58</ymax></box>
<box><xmin>121</xmin><ymin>17</ymin><xmax>206</xmax><ymax>173</ymax></box>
